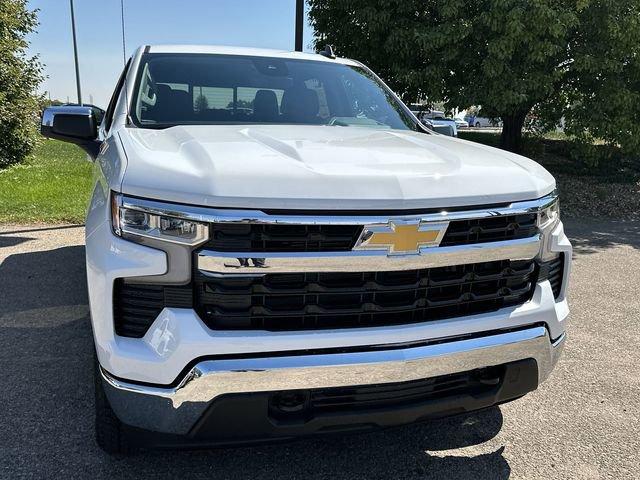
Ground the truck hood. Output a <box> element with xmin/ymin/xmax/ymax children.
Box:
<box><xmin>118</xmin><ymin>124</ymin><xmax>555</xmax><ymax>210</ymax></box>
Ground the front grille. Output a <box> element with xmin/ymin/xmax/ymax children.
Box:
<box><xmin>268</xmin><ymin>365</ymin><xmax>503</xmax><ymax>420</ymax></box>
<box><xmin>204</xmin><ymin>224</ymin><xmax>362</xmax><ymax>252</ymax></box>
<box><xmin>440</xmin><ymin>213</ymin><xmax>538</xmax><ymax>246</ymax></box>
<box><xmin>113</xmin><ymin>280</ymin><xmax>192</xmax><ymax>338</ymax></box>
<box><xmin>194</xmin><ymin>259</ymin><xmax>538</xmax><ymax>331</ymax></box>
<box><xmin>202</xmin><ymin>214</ymin><xmax>538</xmax><ymax>253</ymax></box>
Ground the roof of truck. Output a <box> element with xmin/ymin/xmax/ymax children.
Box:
<box><xmin>144</xmin><ymin>44</ymin><xmax>359</xmax><ymax>66</ymax></box>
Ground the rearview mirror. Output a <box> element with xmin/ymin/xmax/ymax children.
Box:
<box><xmin>41</xmin><ymin>106</ymin><xmax>100</xmax><ymax>158</ymax></box>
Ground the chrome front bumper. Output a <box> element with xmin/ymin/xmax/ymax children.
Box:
<box><xmin>101</xmin><ymin>325</ymin><xmax>565</xmax><ymax>435</ymax></box>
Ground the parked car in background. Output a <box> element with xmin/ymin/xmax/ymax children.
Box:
<box><xmin>41</xmin><ymin>44</ymin><xmax>570</xmax><ymax>454</ymax></box>
<box><xmin>465</xmin><ymin>115</ymin><xmax>499</xmax><ymax>128</ymax></box>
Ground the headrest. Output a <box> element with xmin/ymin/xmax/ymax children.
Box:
<box><xmin>281</xmin><ymin>86</ymin><xmax>319</xmax><ymax>122</ymax></box>
<box><xmin>253</xmin><ymin>89</ymin><xmax>279</xmax><ymax>121</ymax></box>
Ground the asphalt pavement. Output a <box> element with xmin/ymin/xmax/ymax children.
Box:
<box><xmin>0</xmin><ymin>219</ymin><xmax>638</xmax><ymax>479</ymax></box>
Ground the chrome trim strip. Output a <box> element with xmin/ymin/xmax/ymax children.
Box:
<box><xmin>120</xmin><ymin>193</ymin><xmax>558</xmax><ymax>226</ymax></box>
<box><xmin>101</xmin><ymin>326</ymin><xmax>565</xmax><ymax>434</ymax></box>
<box><xmin>196</xmin><ymin>235</ymin><xmax>541</xmax><ymax>274</ymax></box>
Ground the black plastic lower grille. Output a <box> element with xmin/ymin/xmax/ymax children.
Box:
<box><xmin>268</xmin><ymin>365</ymin><xmax>504</xmax><ymax>420</ymax></box>
<box><xmin>113</xmin><ymin>280</ymin><xmax>192</xmax><ymax>338</ymax></box>
<box><xmin>195</xmin><ymin>259</ymin><xmax>538</xmax><ymax>331</ymax></box>
<box><xmin>309</xmin><ymin>366</ymin><xmax>503</xmax><ymax>413</ymax></box>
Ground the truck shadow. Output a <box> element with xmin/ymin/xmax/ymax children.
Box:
<box><xmin>0</xmin><ymin>243</ymin><xmax>509</xmax><ymax>479</ymax></box>
<box><xmin>564</xmin><ymin>218</ymin><xmax>640</xmax><ymax>256</ymax></box>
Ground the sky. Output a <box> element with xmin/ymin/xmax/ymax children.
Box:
<box><xmin>27</xmin><ymin>0</ymin><xmax>314</xmax><ymax>107</ymax></box>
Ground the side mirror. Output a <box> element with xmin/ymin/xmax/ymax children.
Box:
<box><xmin>420</xmin><ymin>119</ymin><xmax>456</xmax><ymax>137</ymax></box>
<box><xmin>433</xmin><ymin>124</ymin><xmax>455</xmax><ymax>136</ymax></box>
<box><xmin>41</xmin><ymin>106</ymin><xmax>100</xmax><ymax>158</ymax></box>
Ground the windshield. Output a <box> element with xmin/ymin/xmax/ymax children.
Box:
<box><xmin>131</xmin><ymin>53</ymin><xmax>416</xmax><ymax>130</ymax></box>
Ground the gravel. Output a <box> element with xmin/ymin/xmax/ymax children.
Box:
<box><xmin>0</xmin><ymin>219</ymin><xmax>638</xmax><ymax>479</ymax></box>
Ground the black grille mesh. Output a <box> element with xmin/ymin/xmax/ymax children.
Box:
<box><xmin>440</xmin><ymin>214</ymin><xmax>538</xmax><ymax>246</ymax></box>
<box><xmin>195</xmin><ymin>259</ymin><xmax>538</xmax><ymax>331</ymax></box>
<box><xmin>205</xmin><ymin>224</ymin><xmax>362</xmax><ymax>252</ymax></box>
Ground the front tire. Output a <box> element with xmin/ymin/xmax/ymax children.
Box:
<box><xmin>94</xmin><ymin>355</ymin><xmax>133</xmax><ymax>454</ymax></box>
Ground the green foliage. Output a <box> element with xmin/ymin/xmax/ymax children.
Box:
<box><xmin>460</xmin><ymin>130</ymin><xmax>640</xmax><ymax>183</ymax></box>
<box><xmin>0</xmin><ymin>139</ymin><xmax>92</xmax><ymax>223</ymax></box>
<box><xmin>227</xmin><ymin>99</ymin><xmax>254</xmax><ymax>109</ymax></box>
<box><xmin>309</xmin><ymin>0</ymin><xmax>640</xmax><ymax>159</ymax></box>
<box><xmin>563</xmin><ymin>1</ymin><xmax>640</xmax><ymax>158</ymax></box>
<box><xmin>0</xmin><ymin>0</ymin><xmax>43</xmax><ymax>168</ymax></box>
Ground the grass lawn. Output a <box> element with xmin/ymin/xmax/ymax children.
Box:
<box><xmin>0</xmin><ymin>140</ymin><xmax>92</xmax><ymax>224</ymax></box>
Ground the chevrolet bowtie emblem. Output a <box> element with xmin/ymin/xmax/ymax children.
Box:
<box><xmin>354</xmin><ymin>221</ymin><xmax>449</xmax><ymax>255</ymax></box>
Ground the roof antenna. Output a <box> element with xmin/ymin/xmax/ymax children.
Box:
<box><xmin>320</xmin><ymin>45</ymin><xmax>336</xmax><ymax>59</ymax></box>
<box><xmin>120</xmin><ymin>0</ymin><xmax>127</xmax><ymax>66</ymax></box>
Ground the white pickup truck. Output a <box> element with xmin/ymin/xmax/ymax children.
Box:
<box><xmin>41</xmin><ymin>45</ymin><xmax>571</xmax><ymax>454</ymax></box>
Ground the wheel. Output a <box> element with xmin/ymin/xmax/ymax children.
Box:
<box><xmin>475</xmin><ymin>122</ymin><xmax>481</xmax><ymax>128</ymax></box>
<box><xmin>94</xmin><ymin>354</ymin><xmax>133</xmax><ymax>454</ymax></box>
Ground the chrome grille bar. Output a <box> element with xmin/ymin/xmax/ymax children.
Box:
<box><xmin>197</xmin><ymin>235</ymin><xmax>541</xmax><ymax>275</ymax></box>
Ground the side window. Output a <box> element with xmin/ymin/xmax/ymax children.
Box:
<box><xmin>193</xmin><ymin>86</ymin><xmax>233</xmax><ymax>111</ymax></box>
<box><xmin>104</xmin><ymin>59</ymin><xmax>131</xmax><ymax>133</ymax></box>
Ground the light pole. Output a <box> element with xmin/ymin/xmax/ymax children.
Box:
<box><xmin>69</xmin><ymin>0</ymin><xmax>82</xmax><ymax>104</ymax></box>
<box><xmin>295</xmin><ymin>0</ymin><xmax>304</xmax><ymax>52</ymax></box>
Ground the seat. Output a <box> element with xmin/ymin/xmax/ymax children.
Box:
<box><xmin>281</xmin><ymin>86</ymin><xmax>320</xmax><ymax>123</ymax></box>
<box><xmin>171</xmin><ymin>90</ymin><xmax>192</xmax><ymax>121</ymax></box>
<box><xmin>252</xmin><ymin>89</ymin><xmax>279</xmax><ymax>122</ymax></box>
<box><xmin>147</xmin><ymin>85</ymin><xmax>192</xmax><ymax>122</ymax></box>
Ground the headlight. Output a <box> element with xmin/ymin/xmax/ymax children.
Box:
<box><xmin>538</xmin><ymin>199</ymin><xmax>560</xmax><ymax>232</ymax></box>
<box><xmin>537</xmin><ymin>195</ymin><xmax>560</xmax><ymax>261</ymax></box>
<box><xmin>111</xmin><ymin>193</ymin><xmax>208</xmax><ymax>246</ymax></box>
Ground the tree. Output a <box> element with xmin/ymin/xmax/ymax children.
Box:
<box><xmin>563</xmin><ymin>1</ymin><xmax>640</xmax><ymax>157</ymax></box>
<box><xmin>194</xmin><ymin>93</ymin><xmax>209</xmax><ymax>113</ymax></box>
<box><xmin>0</xmin><ymin>0</ymin><xmax>43</xmax><ymax>168</ymax></box>
<box><xmin>227</xmin><ymin>99</ymin><xmax>253</xmax><ymax>110</ymax></box>
<box><xmin>308</xmin><ymin>0</ymin><xmax>640</xmax><ymax>156</ymax></box>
